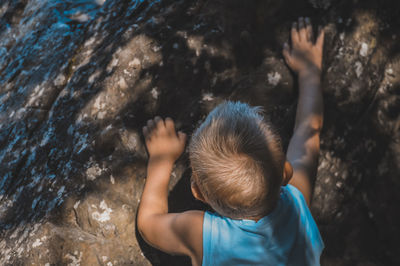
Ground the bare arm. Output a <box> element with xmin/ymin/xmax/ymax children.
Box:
<box><xmin>137</xmin><ymin>117</ymin><xmax>203</xmax><ymax>263</ymax></box>
<box><xmin>283</xmin><ymin>17</ymin><xmax>325</xmax><ymax>205</ymax></box>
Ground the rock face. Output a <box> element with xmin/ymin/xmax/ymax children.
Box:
<box><xmin>0</xmin><ymin>0</ymin><xmax>399</xmax><ymax>265</ymax></box>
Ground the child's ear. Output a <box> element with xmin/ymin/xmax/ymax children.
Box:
<box><xmin>282</xmin><ymin>160</ymin><xmax>293</xmax><ymax>186</ymax></box>
<box><xmin>191</xmin><ymin>179</ymin><xmax>206</xmax><ymax>203</ymax></box>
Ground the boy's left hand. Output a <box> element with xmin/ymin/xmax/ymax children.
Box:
<box><xmin>143</xmin><ymin>117</ymin><xmax>187</xmax><ymax>163</ymax></box>
<box><xmin>283</xmin><ymin>17</ymin><xmax>324</xmax><ymax>76</ymax></box>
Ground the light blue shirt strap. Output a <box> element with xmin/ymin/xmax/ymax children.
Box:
<box><xmin>202</xmin><ymin>184</ymin><xmax>324</xmax><ymax>266</ymax></box>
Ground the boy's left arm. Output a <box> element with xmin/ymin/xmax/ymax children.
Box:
<box><xmin>137</xmin><ymin>117</ymin><xmax>203</xmax><ymax>260</ymax></box>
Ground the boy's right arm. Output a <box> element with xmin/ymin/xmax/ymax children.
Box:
<box><xmin>282</xmin><ymin>17</ymin><xmax>324</xmax><ymax>206</ymax></box>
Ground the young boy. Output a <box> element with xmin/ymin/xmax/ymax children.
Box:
<box><xmin>137</xmin><ymin>17</ymin><xmax>325</xmax><ymax>265</ymax></box>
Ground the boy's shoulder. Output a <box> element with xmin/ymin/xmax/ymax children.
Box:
<box><xmin>282</xmin><ymin>184</ymin><xmax>312</xmax><ymax>214</ymax></box>
<box><xmin>175</xmin><ymin>185</ymin><xmax>319</xmax><ymax>266</ymax></box>
<box><xmin>172</xmin><ymin>210</ymin><xmax>204</xmax><ymax>265</ymax></box>
<box><xmin>201</xmin><ymin>185</ymin><xmax>324</xmax><ymax>265</ymax></box>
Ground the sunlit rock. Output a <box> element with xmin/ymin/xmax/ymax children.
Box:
<box><xmin>0</xmin><ymin>0</ymin><xmax>399</xmax><ymax>265</ymax></box>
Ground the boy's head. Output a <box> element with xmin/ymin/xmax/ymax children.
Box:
<box><xmin>189</xmin><ymin>101</ymin><xmax>289</xmax><ymax>219</ymax></box>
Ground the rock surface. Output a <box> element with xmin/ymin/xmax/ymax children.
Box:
<box><xmin>0</xmin><ymin>0</ymin><xmax>399</xmax><ymax>265</ymax></box>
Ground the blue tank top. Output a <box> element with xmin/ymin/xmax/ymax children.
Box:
<box><xmin>202</xmin><ymin>184</ymin><xmax>324</xmax><ymax>266</ymax></box>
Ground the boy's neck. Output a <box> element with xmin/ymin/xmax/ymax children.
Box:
<box><xmin>246</xmin><ymin>215</ymin><xmax>264</xmax><ymax>222</ymax></box>
<box><xmin>236</xmin><ymin>197</ymin><xmax>281</xmax><ymax>222</ymax></box>
<box><xmin>236</xmin><ymin>208</ymin><xmax>276</xmax><ymax>222</ymax></box>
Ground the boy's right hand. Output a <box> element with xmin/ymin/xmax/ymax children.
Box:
<box><xmin>142</xmin><ymin>117</ymin><xmax>187</xmax><ymax>164</ymax></box>
<box><xmin>283</xmin><ymin>17</ymin><xmax>324</xmax><ymax>76</ymax></box>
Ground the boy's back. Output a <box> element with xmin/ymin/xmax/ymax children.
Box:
<box><xmin>202</xmin><ymin>184</ymin><xmax>324</xmax><ymax>266</ymax></box>
<box><xmin>137</xmin><ymin>17</ymin><xmax>325</xmax><ymax>266</ymax></box>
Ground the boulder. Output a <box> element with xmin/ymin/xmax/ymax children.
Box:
<box><xmin>0</xmin><ymin>0</ymin><xmax>399</xmax><ymax>265</ymax></box>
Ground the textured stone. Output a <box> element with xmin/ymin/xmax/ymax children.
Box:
<box><xmin>0</xmin><ymin>0</ymin><xmax>399</xmax><ymax>265</ymax></box>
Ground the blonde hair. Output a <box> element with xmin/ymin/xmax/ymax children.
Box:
<box><xmin>189</xmin><ymin>101</ymin><xmax>285</xmax><ymax>219</ymax></box>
